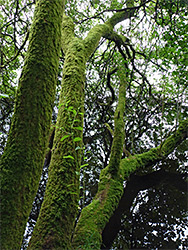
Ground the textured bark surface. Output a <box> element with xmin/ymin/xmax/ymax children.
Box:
<box><xmin>1</xmin><ymin>1</ymin><xmax>186</xmax><ymax>249</ymax></box>
<box><xmin>28</xmin><ymin>9</ymin><xmax>136</xmax><ymax>247</ymax></box>
<box><xmin>0</xmin><ymin>1</ymin><xmax>64</xmax><ymax>249</ymax></box>
<box><xmin>28</xmin><ymin>15</ymin><xmax>86</xmax><ymax>249</ymax></box>
<box><xmin>72</xmin><ymin>74</ymin><xmax>127</xmax><ymax>250</ymax></box>
<box><xmin>72</xmin><ymin>119</ymin><xmax>188</xmax><ymax>249</ymax></box>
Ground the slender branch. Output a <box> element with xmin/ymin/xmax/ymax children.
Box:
<box><xmin>76</xmin><ymin>0</ymin><xmax>153</xmax><ymax>24</ymax></box>
<box><xmin>108</xmin><ymin>69</ymin><xmax>127</xmax><ymax>175</ymax></box>
<box><xmin>83</xmin><ymin>1</ymin><xmax>136</xmax><ymax>58</ymax></box>
<box><xmin>0</xmin><ymin>31</ymin><xmax>29</xmax><ymax>69</ymax></box>
<box><xmin>121</xmin><ymin>119</ymin><xmax>188</xmax><ymax>177</ymax></box>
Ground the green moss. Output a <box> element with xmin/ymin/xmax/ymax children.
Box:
<box><xmin>28</xmin><ymin>20</ymin><xmax>87</xmax><ymax>249</ymax></box>
<box><xmin>108</xmin><ymin>73</ymin><xmax>126</xmax><ymax>175</ymax></box>
<box><xmin>72</xmin><ymin>120</ymin><xmax>188</xmax><ymax>249</ymax></box>
<box><xmin>72</xmin><ymin>171</ymin><xmax>124</xmax><ymax>249</ymax></box>
<box><xmin>0</xmin><ymin>1</ymin><xmax>64</xmax><ymax>249</ymax></box>
<box><xmin>120</xmin><ymin>119</ymin><xmax>188</xmax><ymax>177</ymax></box>
<box><xmin>62</xmin><ymin>15</ymin><xmax>75</xmax><ymax>52</ymax></box>
<box><xmin>83</xmin><ymin>20</ymin><xmax>116</xmax><ymax>59</ymax></box>
<box><xmin>72</xmin><ymin>66</ymin><xmax>127</xmax><ymax>249</ymax></box>
<box><xmin>161</xmin><ymin>119</ymin><xmax>188</xmax><ymax>156</ymax></box>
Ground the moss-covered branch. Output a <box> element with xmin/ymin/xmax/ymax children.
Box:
<box><xmin>106</xmin><ymin>0</ymin><xmax>135</xmax><ymax>27</ymax></box>
<box><xmin>28</xmin><ymin>7</ymin><xmax>138</xmax><ymax>247</ymax></box>
<box><xmin>72</xmin><ymin>119</ymin><xmax>187</xmax><ymax>249</ymax></box>
<box><xmin>120</xmin><ymin>118</ymin><xmax>188</xmax><ymax>176</ymax></box>
<box><xmin>72</xmin><ymin>72</ymin><xmax>127</xmax><ymax>249</ymax></box>
<box><xmin>61</xmin><ymin>14</ymin><xmax>75</xmax><ymax>52</ymax></box>
<box><xmin>83</xmin><ymin>1</ymin><xmax>135</xmax><ymax>59</ymax></box>
<box><xmin>0</xmin><ymin>1</ymin><xmax>64</xmax><ymax>249</ymax></box>
<box><xmin>108</xmin><ymin>71</ymin><xmax>127</xmax><ymax>175</ymax></box>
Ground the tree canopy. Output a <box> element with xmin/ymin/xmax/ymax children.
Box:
<box><xmin>0</xmin><ymin>0</ymin><xmax>188</xmax><ymax>249</ymax></box>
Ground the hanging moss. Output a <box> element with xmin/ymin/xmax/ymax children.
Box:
<box><xmin>0</xmin><ymin>1</ymin><xmax>64</xmax><ymax>249</ymax></box>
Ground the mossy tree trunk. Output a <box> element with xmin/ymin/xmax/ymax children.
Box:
<box><xmin>28</xmin><ymin>4</ymin><xmax>136</xmax><ymax>249</ymax></box>
<box><xmin>29</xmin><ymin>2</ymin><xmax>188</xmax><ymax>249</ymax></box>
<box><xmin>28</xmin><ymin>15</ymin><xmax>87</xmax><ymax>249</ymax></box>
<box><xmin>0</xmin><ymin>1</ymin><xmax>64</xmax><ymax>249</ymax></box>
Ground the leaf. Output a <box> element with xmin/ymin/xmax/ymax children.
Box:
<box><xmin>80</xmin><ymin>163</ymin><xmax>89</xmax><ymax>169</ymax></box>
<box><xmin>65</xmin><ymin>100</ymin><xmax>71</xmax><ymax>106</ymax></box>
<box><xmin>69</xmin><ymin>192</ymin><xmax>77</xmax><ymax>195</ymax></box>
<box><xmin>73</xmin><ymin>137</ymin><xmax>82</xmax><ymax>142</ymax></box>
<box><xmin>68</xmin><ymin>106</ymin><xmax>74</xmax><ymax>112</ymax></box>
<box><xmin>60</xmin><ymin>134</ymin><xmax>70</xmax><ymax>141</ymax></box>
<box><xmin>0</xmin><ymin>93</ymin><xmax>9</xmax><ymax>98</ymax></box>
<box><xmin>75</xmin><ymin>146</ymin><xmax>82</xmax><ymax>151</ymax></box>
<box><xmin>63</xmin><ymin>155</ymin><xmax>74</xmax><ymax>160</ymax></box>
<box><xmin>72</xmin><ymin>110</ymin><xmax>77</xmax><ymax>115</ymax></box>
<box><xmin>73</xmin><ymin>126</ymin><xmax>83</xmax><ymax>131</ymax></box>
<box><xmin>58</xmin><ymin>103</ymin><xmax>63</xmax><ymax>109</ymax></box>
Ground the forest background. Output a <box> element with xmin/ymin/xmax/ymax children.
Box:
<box><xmin>0</xmin><ymin>0</ymin><xmax>188</xmax><ymax>249</ymax></box>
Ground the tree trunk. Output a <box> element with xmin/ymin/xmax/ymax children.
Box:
<box><xmin>28</xmin><ymin>15</ymin><xmax>86</xmax><ymax>250</ymax></box>
<box><xmin>28</xmin><ymin>7</ymin><xmax>137</xmax><ymax>247</ymax></box>
<box><xmin>2</xmin><ymin>1</ymin><xmax>187</xmax><ymax>249</ymax></box>
<box><xmin>0</xmin><ymin>1</ymin><xmax>64</xmax><ymax>249</ymax></box>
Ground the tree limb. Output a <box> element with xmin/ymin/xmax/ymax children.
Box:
<box><xmin>102</xmin><ymin>169</ymin><xmax>188</xmax><ymax>249</ymax></box>
<box><xmin>121</xmin><ymin>119</ymin><xmax>188</xmax><ymax>177</ymax></box>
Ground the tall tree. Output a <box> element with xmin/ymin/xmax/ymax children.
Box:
<box><xmin>0</xmin><ymin>0</ymin><xmax>65</xmax><ymax>249</ymax></box>
<box><xmin>1</xmin><ymin>0</ymin><xmax>187</xmax><ymax>249</ymax></box>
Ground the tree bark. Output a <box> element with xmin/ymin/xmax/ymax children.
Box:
<box><xmin>72</xmin><ymin>119</ymin><xmax>188</xmax><ymax>249</ymax></box>
<box><xmin>28</xmin><ymin>15</ymin><xmax>86</xmax><ymax>249</ymax></box>
<box><xmin>72</xmin><ymin>69</ymin><xmax>128</xmax><ymax>249</ymax></box>
<box><xmin>102</xmin><ymin>169</ymin><xmax>188</xmax><ymax>249</ymax></box>
<box><xmin>28</xmin><ymin>4</ymin><xmax>136</xmax><ymax>248</ymax></box>
<box><xmin>0</xmin><ymin>1</ymin><xmax>64</xmax><ymax>249</ymax></box>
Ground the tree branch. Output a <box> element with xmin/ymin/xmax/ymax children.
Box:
<box><xmin>102</xmin><ymin>169</ymin><xmax>188</xmax><ymax>249</ymax></box>
<box><xmin>83</xmin><ymin>1</ymin><xmax>136</xmax><ymax>58</ymax></box>
<box><xmin>72</xmin><ymin>119</ymin><xmax>188</xmax><ymax>249</ymax></box>
<box><xmin>121</xmin><ymin>119</ymin><xmax>188</xmax><ymax>177</ymax></box>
